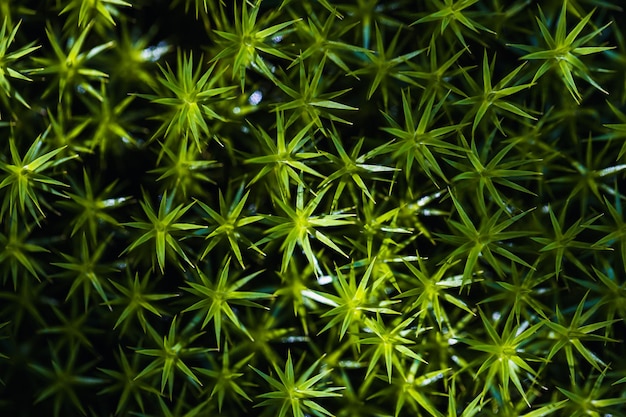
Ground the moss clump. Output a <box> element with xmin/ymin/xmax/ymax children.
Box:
<box><xmin>1</xmin><ymin>0</ymin><xmax>626</xmax><ymax>416</ymax></box>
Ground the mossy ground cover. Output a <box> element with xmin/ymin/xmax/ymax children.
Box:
<box><xmin>1</xmin><ymin>0</ymin><xmax>626</xmax><ymax>416</ymax></box>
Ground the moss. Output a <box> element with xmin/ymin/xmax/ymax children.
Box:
<box><xmin>1</xmin><ymin>0</ymin><xmax>626</xmax><ymax>416</ymax></box>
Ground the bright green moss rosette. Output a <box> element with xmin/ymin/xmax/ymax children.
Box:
<box><xmin>1</xmin><ymin>0</ymin><xmax>626</xmax><ymax>416</ymax></box>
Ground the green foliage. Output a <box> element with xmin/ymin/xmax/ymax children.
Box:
<box><xmin>0</xmin><ymin>214</ymin><xmax>48</xmax><ymax>288</ymax></box>
<box><xmin>412</xmin><ymin>0</ymin><xmax>495</xmax><ymax>50</ymax></box>
<box><xmin>0</xmin><ymin>18</ymin><xmax>39</xmax><ymax>112</ymax></box>
<box><xmin>2</xmin><ymin>1</ymin><xmax>626</xmax><ymax>416</ymax></box>
<box><xmin>258</xmin><ymin>183</ymin><xmax>354</xmax><ymax>276</ymax></box>
<box><xmin>33</xmin><ymin>22</ymin><xmax>113</xmax><ymax>104</ymax></box>
<box><xmin>511</xmin><ymin>1</ymin><xmax>614</xmax><ymax>103</ymax></box>
<box><xmin>52</xmin><ymin>233</ymin><xmax>116</xmax><ymax>309</ymax></box>
<box><xmin>245</xmin><ymin>110</ymin><xmax>321</xmax><ymax>200</ymax></box>
<box><xmin>455</xmin><ymin>51</ymin><xmax>536</xmax><ymax>137</ymax></box>
<box><xmin>212</xmin><ymin>0</ymin><xmax>297</xmax><ymax>91</ymax></box>
<box><xmin>107</xmin><ymin>270</ymin><xmax>176</xmax><ymax>335</ymax></box>
<box><xmin>195</xmin><ymin>186</ymin><xmax>264</xmax><ymax>268</ymax></box>
<box><xmin>133</xmin><ymin>316</ymin><xmax>210</xmax><ymax>399</ymax></box>
<box><xmin>557</xmin><ymin>367</ymin><xmax>626</xmax><ymax>417</ymax></box>
<box><xmin>381</xmin><ymin>88</ymin><xmax>464</xmax><ymax>186</ymax></box>
<box><xmin>447</xmin><ymin>135</ymin><xmax>541</xmax><ymax>215</ymax></box>
<box><xmin>436</xmin><ymin>191</ymin><xmax>535</xmax><ymax>282</ymax></box>
<box><xmin>315</xmin><ymin>260</ymin><xmax>397</xmax><ymax>340</ymax></box>
<box><xmin>181</xmin><ymin>258</ymin><xmax>271</xmax><ymax>348</ymax></box>
<box><xmin>460</xmin><ymin>309</ymin><xmax>543</xmax><ymax>405</ymax></box>
<box><xmin>540</xmin><ymin>293</ymin><xmax>618</xmax><ymax>383</ymax></box>
<box><xmin>122</xmin><ymin>190</ymin><xmax>204</xmax><ymax>273</ymax></box>
<box><xmin>98</xmin><ymin>345</ymin><xmax>161</xmax><ymax>415</ymax></box>
<box><xmin>0</xmin><ymin>133</ymin><xmax>77</xmax><ymax>224</ymax></box>
<box><xmin>251</xmin><ymin>351</ymin><xmax>343</xmax><ymax>417</ymax></box>
<box><xmin>30</xmin><ymin>343</ymin><xmax>104</xmax><ymax>417</ymax></box>
<box><xmin>349</xmin><ymin>23</ymin><xmax>424</xmax><ymax>108</ymax></box>
<box><xmin>56</xmin><ymin>169</ymin><xmax>131</xmax><ymax>243</ymax></box>
<box><xmin>359</xmin><ymin>313</ymin><xmax>427</xmax><ymax>383</ymax></box>
<box><xmin>273</xmin><ymin>56</ymin><xmax>358</xmax><ymax>131</ymax></box>
<box><xmin>138</xmin><ymin>51</ymin><xmax>236</xmax><ymax>152</ymax></box>
<box><xmin>194</xmin><ymin>345</ymin><xmax>254</xmax><ymax>412</ymax></box>
<box><xmin>0</xmin><ymin>321</ymin><xmax>8</xmax><ymax>360</ymax></box>
<box><xmin>395</xmin><ymin>256</ymin><xmax>473</xmax><ymax>332</ymax></box>
<box><xmin>58</xmin><ymin>0</ymin><xmax>131</xmax><ymax>29</ymax></box>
